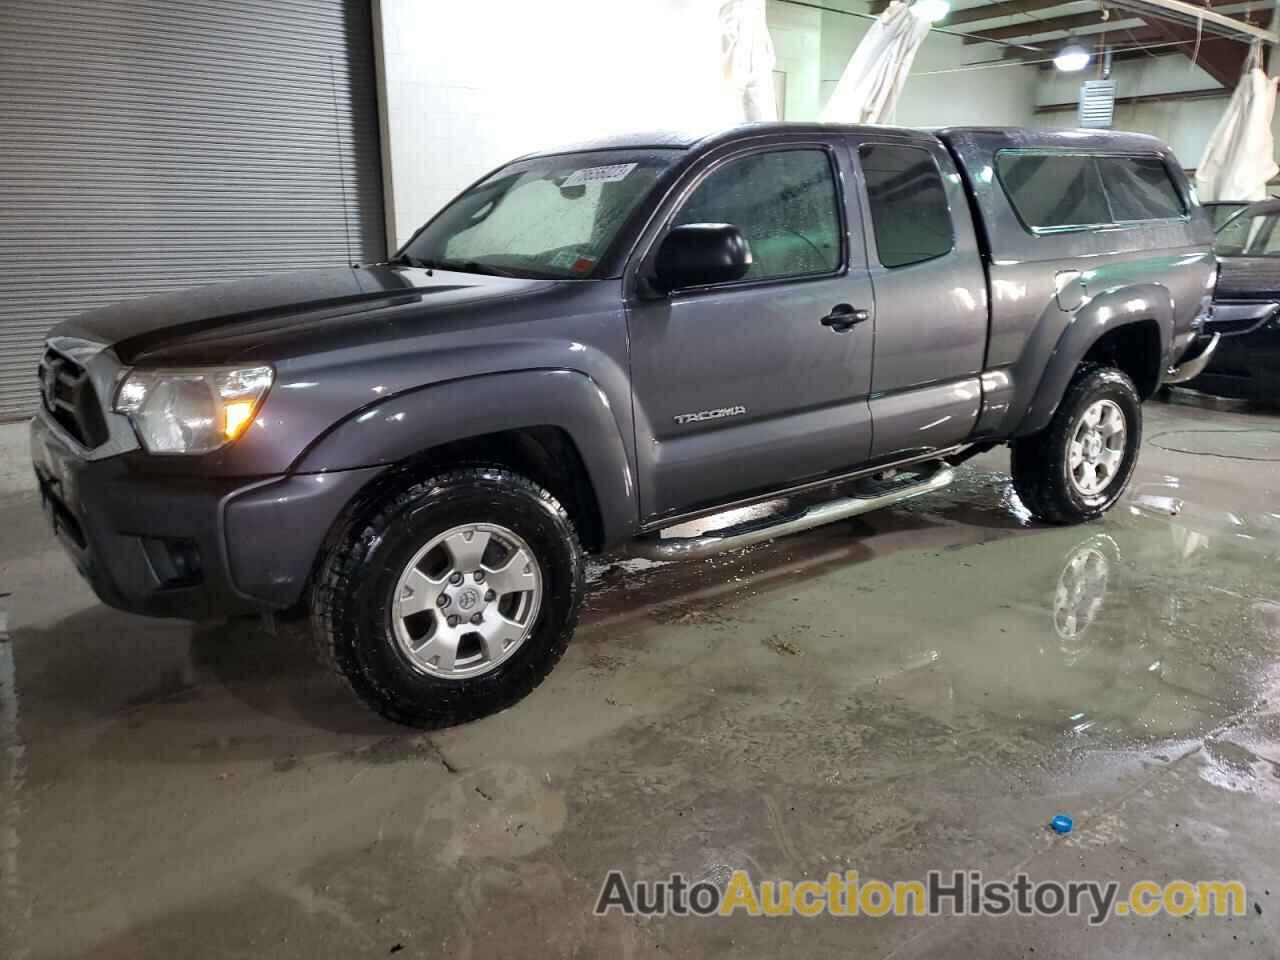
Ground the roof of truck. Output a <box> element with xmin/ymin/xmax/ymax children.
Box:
<box><xmin>937</xmin><ymin>125</ymin><xmax>1169</xmax><ymax>154</ymax></box>
<box><xmin>528</xmin><ymin>123</ymin><xmax>1172</xmax><ymax>158</ymax></box>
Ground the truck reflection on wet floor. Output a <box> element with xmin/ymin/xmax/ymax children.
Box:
<box><xmin>584</xmin><ymin>464</ymin><xmax>1280</xmax><ymax>749</ymax></box>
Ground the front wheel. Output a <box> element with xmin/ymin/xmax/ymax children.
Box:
<box><xmin>311</xmin><ymin>466</ymin><xmax>585</xmax><ymax>727</ymax></box>
<box><xmin>1011</xmin><ymin>365</ymin><xmax>1142</xmax><ymax>525</ymax></box>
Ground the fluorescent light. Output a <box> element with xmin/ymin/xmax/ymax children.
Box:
<box><xmin>911</xmin><ymin>0</ymin><xmax>950</xmax><ymax>22</ymax></box>
<box><xmin>1054</xmin><ymin>43</ymin><xmax>1091</xmax><ymax>72</ymax></box>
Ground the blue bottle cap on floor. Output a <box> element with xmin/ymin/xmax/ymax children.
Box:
<box><xmin>1051</xmin><ymin>814</ymin><xmax>1073</xmax><ymax>834</ymax></box>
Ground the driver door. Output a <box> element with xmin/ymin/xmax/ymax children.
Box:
<box><xmin>627</xmin><ymin>140</ymin><xmax>876</xmax><ymax>524</ymax></box>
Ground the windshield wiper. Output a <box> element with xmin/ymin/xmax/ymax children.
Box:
<box><xmin>392</xmin><ymin>253</ymin><xmax>432</xmax><ymax>271</ymax></box>
<box><xmin>429</xmin><ymin>259</ymin><xmax>518</xmax><ymax>278</ymax></box>
<box><xmin>392</xmin><ymin>254</ymin><xmax>518</xmax><ymax>278</ymax></box>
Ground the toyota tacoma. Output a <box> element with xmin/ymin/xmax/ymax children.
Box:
<box><xmin>31</xmin><ymin>124</ymin><xmax>1216</xmax><ymax>725</ymax></box>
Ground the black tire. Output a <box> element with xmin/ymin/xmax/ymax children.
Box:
<box><xmin>311</xmin><ymin>466</ymin><xmax>585</xmax><ymax>727</ymax></box>
<box><xmin>1011</xmin><ymin>365</ymin><xmax>1142</xmax><ymax>525</ymax></box>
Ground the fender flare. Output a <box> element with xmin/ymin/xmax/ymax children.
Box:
<box><xmin>292</xmin><ymin>368</ymin><xmax>638</xmax><ymax>544</ymax></box>
<box><xmin>1012</xmin><ymin>284</ymin><xmax>1173</xmax><ymax>438</ymax></box>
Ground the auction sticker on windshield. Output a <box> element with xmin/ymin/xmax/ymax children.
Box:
<box><xmin>560</xmin><ymin>162</ymin><xmax>638</xmax><ymax>188</ymax></box>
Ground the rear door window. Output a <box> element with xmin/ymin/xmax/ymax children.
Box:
<box><xmin>859</xmin><ymin>143</ymin><xmax>955</xmax><ymax>268</ymax></box>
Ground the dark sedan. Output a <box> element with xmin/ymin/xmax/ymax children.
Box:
<box><xmin>1185</xmin><ymin>199</ymin><xmax>1280</xmax><ymax>403</ymax></box>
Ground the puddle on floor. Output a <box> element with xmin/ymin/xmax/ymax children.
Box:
<box><xmin>584</xmin><ymin>464</ymin><xmax>1280</xmax><ymax>758</ymax></box>
<box><xmin>1149</xmin><ymin>427</ymin><xmax>1280</xmax><ymax>461</ymax></box>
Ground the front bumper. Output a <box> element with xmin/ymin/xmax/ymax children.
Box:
<box><xmin>30</xmin><ymin>412</ymin><xmax>383</xmax><ymax>620</ymax></box>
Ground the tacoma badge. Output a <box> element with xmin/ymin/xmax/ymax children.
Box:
<box><xmin>673</xmin><ymin>405</ymin><xmax>747</xmax><ymax>425</ymax></box>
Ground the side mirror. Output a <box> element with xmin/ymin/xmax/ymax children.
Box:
<box><xmin>652</xmin><ymin>223</ymin><xmax>751</xmax><ymax>293</ymax></box>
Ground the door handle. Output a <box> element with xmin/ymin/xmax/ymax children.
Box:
<box><xmin>820</xmin><ymin>304</ymin><xmax>871</xmax><ymax>332</ymax></box>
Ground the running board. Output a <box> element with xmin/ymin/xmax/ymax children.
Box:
<box><xmin>624</xmin><ymin>465</ymin><xmax>955</xmax><ymax>562</ymax></box>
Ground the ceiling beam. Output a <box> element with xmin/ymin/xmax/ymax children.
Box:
<box><xmin>1106</xmin><ymin>43</ymin><xmax>1182</xmax><ymax>61</ymax></box>
<box><xmin>989</xmin><ymin>17</ymin><xmax>1256</xmax><ymax>79</ymax></box>
<box><xmin>996</xmin><ymin>24</ymin><xmax>1168</xmax><ymax>60</ymax></box>
<box><xmin>965</xmin><ymin>3</ymin><xmax>1272</xmax><ymax>47</ymax></box>
<box><xmin>940</xmin><ymin>0</ymin><xmax>1082</xmax><ymax>26</ymax></box>
<box><xmin>871</xmin><ymin>0</ymin><xmax>1280</xmax><ymax>36</ymax></box>
<box><xmin>963</xmin><ymin>10</ymin><xmax>1135</xmax><ymax>43</ymax></box>
<box><xmin>1136</xmin><ymin>15</ymin><xmax>1250</xmax><ymax>85</ymax></box>
<box><xmin>1034</xmin><ymin>86</ymin><xmax>1230</xmax><ymax>112</ymax></box>
<box><xmin>869</xmin><ymin>0</ymin><xmax>1077</xmax><ymax>21</ymax></box>
<box><xmin>1112</xmin><ymin>0</ymin><xmax>1279</xmax><ymax>43</ymax></box>
<box><xmin>1056</xmin><ymin>43</ymin><xmax>1189</xmax><ymax>63</ymax></box>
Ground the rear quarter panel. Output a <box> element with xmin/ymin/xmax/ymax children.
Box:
<box><xmin>939</xmin><ymin>128</ymin><xmax>1215</xmax><ymax>436</ymax></box>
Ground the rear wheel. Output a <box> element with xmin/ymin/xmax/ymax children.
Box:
<box><xmin>1011</xmin><ymin>365</ymin><xmax>1142</xmax><ymax>525</ymax></box>
<box><xmin>312</xmin><ymin>466</ymin><xmax>585</xmax><ymax>727</ymax></box>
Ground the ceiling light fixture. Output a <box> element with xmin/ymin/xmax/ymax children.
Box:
<box><xmin>1054</xmin><ymin>41</ymin><xmax>1092</xmax><ymax>72</ymax></box>
<box><xmin>911</xmin><ymin>0</ymin><xmax>951</xmax><ymax>23</ymax></box>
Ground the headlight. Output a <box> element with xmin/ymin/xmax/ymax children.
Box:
<box><xmin>113</xmin><ymin>365</ymin><xmax>274</xmax><ymax>454</ymax></box>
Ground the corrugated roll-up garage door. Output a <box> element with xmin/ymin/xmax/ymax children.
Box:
<box><xmin>0</xmin><ymin>0</ymin><xmax>386</xmax><ymax>421</ymax></box>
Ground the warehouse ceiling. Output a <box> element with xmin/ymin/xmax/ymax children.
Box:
<box><xmin>864</xmin><ymin>0</ymin><xmax>1278</xmax><ymax>85</ymax></box>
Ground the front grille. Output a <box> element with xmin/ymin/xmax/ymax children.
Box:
<box><xmin>37</xmin><ymin>348</ymin><xmax>109</xmax><ymax>449</ymax></box>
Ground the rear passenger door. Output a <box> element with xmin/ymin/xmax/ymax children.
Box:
<box><xmin>852</xmin><ymin>138</ymin><xmax>988</xmax><ymax>460</ymax></box>
<box><xmin>627</xmin><ymin>140</ymin><xmax>876</xmax><ymax>523</ymax></box>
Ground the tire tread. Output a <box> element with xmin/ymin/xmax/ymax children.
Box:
<box><xmin>1011</xmin><ymin>364</ymin><xmax>1141</xmax><ymax>526</ymax></box>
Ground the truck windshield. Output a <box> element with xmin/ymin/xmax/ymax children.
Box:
<box><xmin>399</xmin><ymin>149</ymin><xmax>682</xmax><ymax>280</ymax></box>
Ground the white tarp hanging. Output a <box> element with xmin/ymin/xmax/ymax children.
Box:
<box><xmin>720</xmin><ymin>0</ymin><xmax>778</xmax><ymax>123</ymax></box>
<box><xmin>820</xmin><ymin>0</ymin><xmax>932</xmax><ymax>125</ymax></box>
<box><xmin>1195</xmin><ymin>47</ymin><xmax>1279</xmax><ymax>202</ymax></box>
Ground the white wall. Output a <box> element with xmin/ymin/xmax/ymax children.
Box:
<box><xmin>375</xmin><ymin>0</ymin><xmax>1050</xmax><ymax>247</ymax></box>
<box><xmin>1032</xmin><ymin>56</ymin><xmax>1229</xmax><ymax>168</ymax></box>
<box><xmin>1031</xmin><ymin>53</ymin><xmax>1280</xmax><ymax>176</ymax></box>
<box><xmin>889</xmin><ymin>34</ymin><xmax>1040</xmax><ymax>127</ymax></box>
<box><xmin>766</xmin><ymin>1</ymin><xmax>822</xmax><ymax>120</ymax></box>
<box><xmin>814</xmin><ymin>7</ymin><xmax>1040</xmax><ymax>126</ymax></box>
<box><xmin>377</xmin><ymin>0</ymin><xmax>726</xmax><ymax>246</ymax></box>
<box><xmin>376</xmin><ymin>0</ymin><xmax>1272</xmax><ymax>246</ymax></box>
<box><xmin>766</xmin><ymin>0</ymin><xmax>1041</xmax><ymax>125</ymax></box>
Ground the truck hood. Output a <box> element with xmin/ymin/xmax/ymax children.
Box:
<box><xmin>54</xmin><ymin>264</ymin><xmax>561</xmax><ymax>365</ymax></box>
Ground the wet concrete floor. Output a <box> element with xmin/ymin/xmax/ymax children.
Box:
<box><xmin>2</xmin><ymin>399</ymin><xmax>1280</xmax><ymax>958</ymax></box>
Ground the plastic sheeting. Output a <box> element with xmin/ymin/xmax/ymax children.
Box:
<box><xmin>1195</xmin><ymin>49</ymin><xmax>1279</xmax><ymax>202</ymax></box>
<box><xmin>720</xmin><ymin>0</ymin><xmax>778</xmax><ymax>123</ymax></box>
<box><xmin>820</xmin><ymin>0</ymin><xmax>931</xmax><ymax>125</ymax></box>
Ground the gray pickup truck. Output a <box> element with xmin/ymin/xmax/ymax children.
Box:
<box><xmin>31</xmin><ymin>123</ymin><xmax>1216</xmax><ymax>726</ymax></box>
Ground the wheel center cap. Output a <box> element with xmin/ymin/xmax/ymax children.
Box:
<box><xmin>456</xmin><ymin>586</ymin><xmax>481</xmax><ymax>611</ymax></box>
<box><xmin>1083</xmin><ymin>432</ymin><xmax>1103</xmax><ymax>461</ymax></box>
